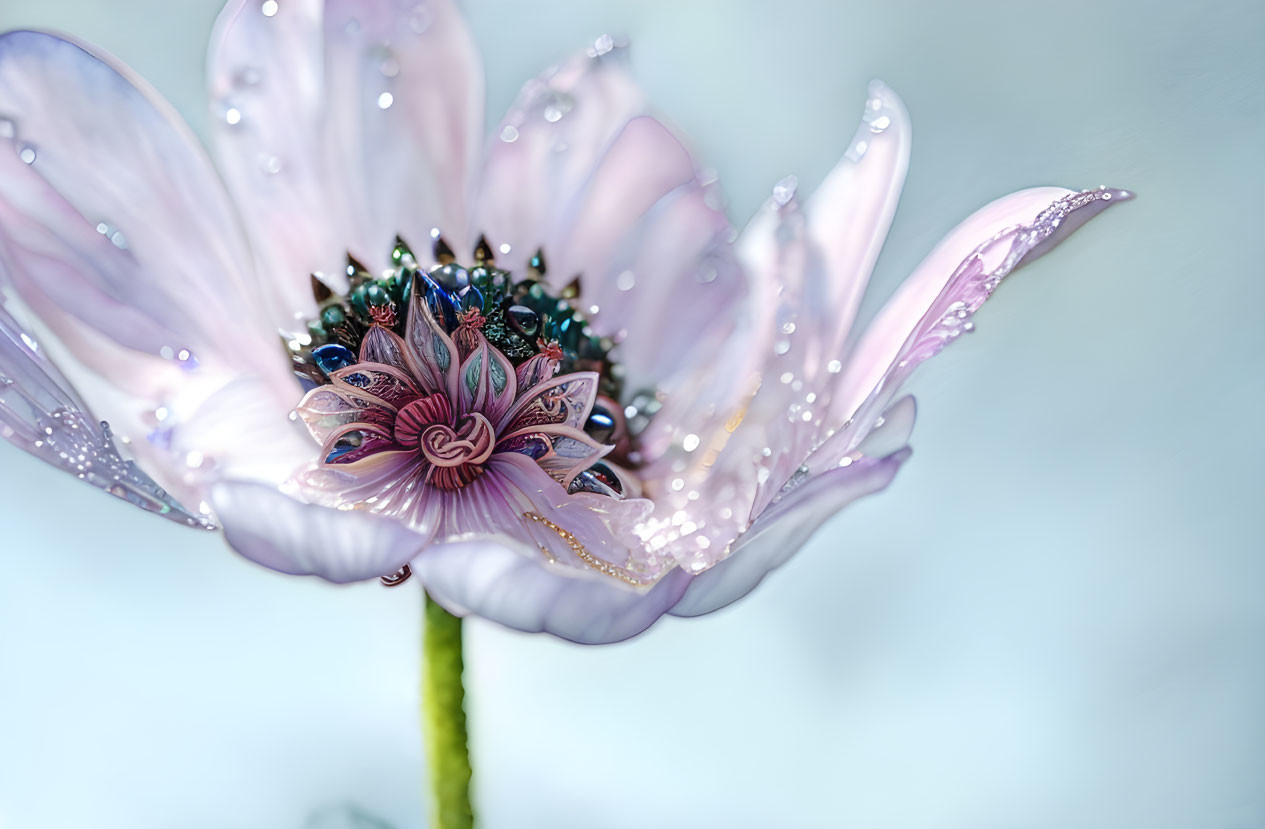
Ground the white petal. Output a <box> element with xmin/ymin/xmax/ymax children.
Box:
<box><xmin>415</xmin><ymin>538</ymin><xmax>691</xmax><ymax>644</ymax></box>
<box><xmin>654</xmin><ymin>83</ymin><xmax>911</xmax><ymax>566</ymax></box>
<box><xmin>0</xmin><ymin>32</ymin><xmax>305</xmax><ymax>504</ymax></box>
<box><xmin>208</xmin><ymin>0</ymin><xmax>484</xmax><ymax>325</ymax></box>
<box><xmin>0</xmin><ymin>300</ymin><xmax>209</xmax><ymax>526</ymax></box>
<box><xmin>823</xmin><ymin>186</ymin><xmax>1133</xmax><ymax>451</ymax></box>
<box><xmin>670</xmin><ymin>451</ymin><xmax>908</xmax><ymax>618</ymax></box>
<box><xmin>472</xmin><ymin>43</ymin><xmax>645</xmax><ymax>277</ymax></box>
<box><xmin>212</xmin><ymin>481</ymin><xmax>427</xmax><ymax>583</ymax></box>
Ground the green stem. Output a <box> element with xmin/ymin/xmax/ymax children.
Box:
<box><xmin>422</xmin><ymin>591</ymin><xmax>474</xmax><ymax>829</ymax></box>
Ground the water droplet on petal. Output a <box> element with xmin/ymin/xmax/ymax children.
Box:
<box><xmin>500</xmin><ymin>124</ymin><xmax>519</xmax><ymax>143</ymax></box>
<box><xmin>409</xmin><ymin>6</ymin><xmax>432</xmax><ymax>34</ymax></box>
<box><xmin>616</xmin><ymin>270</ymin><xmax>636</xmax><ymax>291</ymax></box>
<box><xmin>18</xmin><ymin>145</ymin><xmax>35</xmax><ymax>164</ymax></box>
<box><xmin>377</xmin><ymin>91</ymin><xmax>394</xmax><ymax>110</ymax></box>
<box><xmin>772</xmin><ymin>175</ymin><xmax>798</xmax><ymax>206</ymax></box>
<box><xmin>868</xmin><ymin>114</ymin><xmax>891</xmax><ymax>133</ymax></box>
<box><xmin>261</xmin><ymin>0</ymin><xmax>278</xmax><ymax>17</ymax></box>
<box><xmin>593</xmin><ymin>33</ymin><xmax>614</xmax><ymax>55</ymax></box>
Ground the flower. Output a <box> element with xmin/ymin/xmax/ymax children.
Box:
<box><xmin>0</xmin><ymin>0</ymin><xmax>1128</xmax><ymax>644</ymax></box>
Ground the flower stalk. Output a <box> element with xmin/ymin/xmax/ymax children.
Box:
<box><xmin>423</xmin><ymin>591</ymin><xmax>474</xmax><ymax>829</ymax></box>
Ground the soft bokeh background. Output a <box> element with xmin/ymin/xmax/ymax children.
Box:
<box><xmin>0</xmin><ymin>1</ymin><xmax>1261</xmax><ymax>827</ymax></box>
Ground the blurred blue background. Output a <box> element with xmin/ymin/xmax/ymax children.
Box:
<box><xmin>1</xmin><ymin>1</ymin><xmax>1262</xmax><ymax>827</ymax></box>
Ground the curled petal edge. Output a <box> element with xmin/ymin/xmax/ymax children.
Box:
<box><xmin>212</xmin><ymin>481</ymin><xmax>428</xmax><ymax>584</ymax></box>
<box><xmin>670</xmin><ymin>449</ymin><xmax>909</xmax><ymax>618</ymax></box>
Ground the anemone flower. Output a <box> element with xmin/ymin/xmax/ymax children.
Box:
<box><xmin>0</xmin><ymin>1</ymin><xmax>1128</xmax><ymax>824</ymax></box>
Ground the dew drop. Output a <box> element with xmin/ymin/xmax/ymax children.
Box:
<box><xmin>18</xmin><ymin>145</ymin><xmax>35</xmax><ymax>164</ymax></box>
<box><xmin>259</xmin><ymin>153</ymin><xmax>282</xmax><ymax>175</ymax></box>
<box><xmin>593</xmin><ymin>33</ymin><xmax>614</xmax><ymax>56</ymax></box>
<box><xmin>774</xmin><ymin>340</ymin><xmax>790</xmax><ymax>355</ymax></box>
<box><xmin>500</xmin><ymin>124</ymin><xmax>519</xmax><ymax>143</ymax></box>
<box><xmin>261</xmin><ymin>0</ymin><xmax>278</xmax><ymax>16</ymax></box>
<box><xmin>377</xmin><ymin>91</ymin><xmax>394</xmax><ymax>110</ymax></box>
<box><xmin>616</xmin><ymin>270</ymin><xmax>636</xmax><ymax>291</ymax></box>
<box><xmin>541</xmin><ymin>92</ymin><xmax>574</xmax><ymax>124</ymax></box>
<box><xmin>868</xmin><ymin>114</ymin><xmax>891</xmax><ymax>133</ymax></box>
<box><xmin>827</xmin><ymin>359</ymin><xmax>842</xmax><ymax>374</ymax></box>
<box><xmin>772</xmin><ymin>174</ymin><xmax>798</xmax><ymax>206</ymax></box>
<box><xmin>408</xmin><ymin>6</ymin><xmax>432</xmax><ymax>34</ymax></box>
<box><xmin>224</xmin><ymin>106</ymin><xmax>242</xmax><ymax>126</ymax></box>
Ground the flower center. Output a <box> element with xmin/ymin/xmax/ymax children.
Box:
<box><xmin>289</xmin><ymin>234</ymin><xmax>658</xmax><ymax>498</ymax></box>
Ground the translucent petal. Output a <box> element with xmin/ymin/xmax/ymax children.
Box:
<box><xmin>208</xmin><ymin>0</ymin><xmax>484</xmax><ymax>327</ymax></box>
<box><xmin>415</xmin><ymin>455</ymin><xmax>688</xmax><ymax>643</ymax></box>
<box><xmin>472</xmin><ymin>42</ymin><xmax>644</xmax><ymax>277</ymax></box>
<box><xmin>419</xmin><ymin>539</ymin><xmax>691</xmax><ymax>644</ymax></box>
<box><xmin>213</xmin><ymin>481</ymin><xmax>427</xmax><ymax>583</ymax></box>
<box><xmin>0</xmin><ymin>32</ymin><xmax>307</xmax><ymax>502</ymax></box>
<box><xmin>816</xmin><ymin>186</ymin><xmax>1134</xmax><ymax>470</ymax></box>
<box><xmin>670</xmin><ymin>451</ymin><xmax>908</xmax><ymax>618</ymax></box>
<box><xmin>0</xmin><ymin>300</ymin><xmax>209</xmax><ymax>527</ymax></box>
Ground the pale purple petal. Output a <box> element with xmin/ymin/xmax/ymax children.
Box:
<box><xmin>417</xmin><ymin>539</ymin><xmax>691</xmax><ymax>644</ymax></box>
<box><xmin>208</xmin><ymin>0</ymin><xmax>484</xmax><ymax>326</ymax></box>
<box><xmin>632</xmin><ymin>84</ymin><xmax>910</xmax><ymax>567</ymax></box>
<box><xmin>472</xmin><ymin>42</ymin><xmax>644</xmax><ymax>277</ymax></box>
<box><xmin>415</xmin><ymin>454</ymin><xmax>687</xmax><ymax>643</ymax></box>
<box><xmin>736</xmin><ymin>79</ymin><xmax>910</xmax><ymax>390</ymax></box>
<box><xmin>689</xmin><ymin>82</ymin><xmax>912</xmax><ymax>524</ymax></box>
<box><xmin>804</xmin><ymin>80</ymin><xmax>911</xmax><ymax>356</ymax></box>
<box><xmin>545</xmin><ymin>116</ymin><xmax>696</xmax><ymax>287</ymax></box>
<box><xmin>669</xmin><ymin>451</ymin><xmax>908</xmax><ymax>618</ymax></box>
<box><xmin>212</xmin><ymin>481</ymin><xmax>428</xmax><ymax>583</ymax></box>
<box><xmin>814</xmin><ymin>186</ymin><xmax>1133</xmax><ymax>472</ymax></box>
<box><xmin>0</xmin><ymin>32</ymin><xmax>278</xmax><ymax>362</ymax></box>
<box><xmin>0</xmin><ymin>32</ymin><xmax>307</xmax><ymax>500</ymax></box>
<box><xmin>0</xmin><ymin>300</ymin><xmax>210</xmax><ymax>526</ymax></box>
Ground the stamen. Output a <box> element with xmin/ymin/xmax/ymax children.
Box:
<box><xmin>523</xmin><ymin>511</ymin><xmax>651</xmax><ymax>587</ymax></box>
